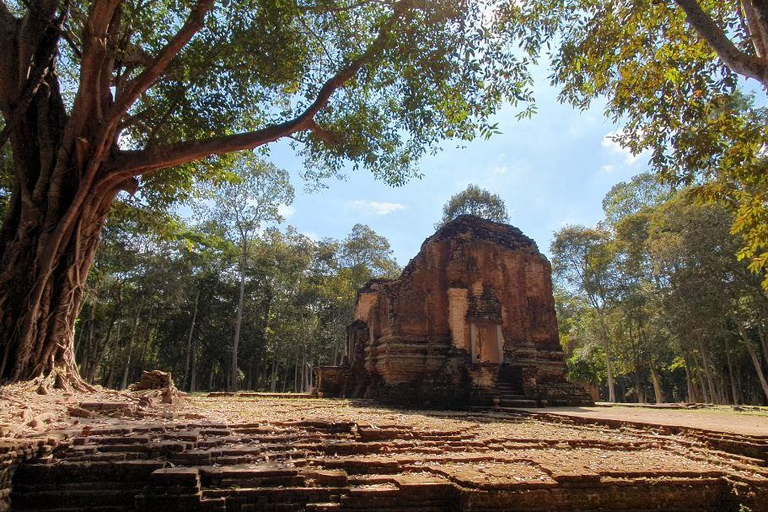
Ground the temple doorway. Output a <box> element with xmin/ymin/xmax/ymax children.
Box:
<box><xmin>471</xmin><ymin>323</ymin><xmax>503</xmax><ymax>364</ymax></box>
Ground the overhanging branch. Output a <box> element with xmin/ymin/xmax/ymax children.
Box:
<box><xmin>107</xmin><ymin>0</ymin><xmax>409</xmax><ymax>178</ymax></box>
<box><xmin>0</xmin><ymin>0</ymin><xmax>67</xmax><ymax>150</ymax></box>
<box><xmin>108</xmin><ymin>0</ymin><xmax>213</xmax><ymax>123</ymax></box>
<box><xmin>674</xmin><ymin>0</ymin><xmax>768</xmax><ymax>84</ymax></box>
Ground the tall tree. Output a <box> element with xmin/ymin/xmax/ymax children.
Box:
<box><xmin>436</xmin><ymin>184</ymin><xmax>510</xmax><ymax>228</ymax></box>
<box><xmin>0</xmin><ymin>0</ymin><xmax>531</xmax><ymax>386</ymax></box>
<box><xmin>551</xmin><ymin>226</ymin><xmax>619</xmax><ymax>402</ymax></box>
<box><xmin>196</xmin><ymin>155</ymin><xmax>292</xmax><ymax>391</ymax></box>
<box><xmin>504</xmin><ymin>1</ymin><xmax>768</xmax><ymax>288</ymax></box>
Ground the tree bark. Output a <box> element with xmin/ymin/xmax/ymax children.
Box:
<box><xmin>231</xmin><ymin>267</ymin><xmax>246</xmax><ymax>391</ymax></box>
<box><xmin>183</xmin><ymin>285</ymin><xmax>200</xmax><ymax>391</ymax></box>
<box><xmin>649</xmin><ymin>363</ymin><xmax>664</xmax><ymax>404</ymax></box>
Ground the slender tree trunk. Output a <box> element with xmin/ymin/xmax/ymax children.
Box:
<box><xmin>189</xmin><ymin>348</ymin><xmax>197</xmax><ymax>393</ymax></box>
<box><xmin>604</xmin><ymin>351</ymin><xmax>616</xmax><ymax>402</ymax></box>
<box><xmin>231</xmin><ymin>264</ymin><xmax>246</xmax><ymax>392</ymax></box>
<box><xmin>184</xmin><ymin>285</ymin><xmax>200</xmax><ymax>390</ymax></box>
<box><xmin>649</xmin><ymin>363</ymin><xmax>664</xmax><ymax>404</ymax></box>
<box><xmin>745</xmin><ymin>342</ymin><xmax>768</xmax><ymax>403</ymax></box>
<box><xmin>88</xmin><ymin>287</ymin><xmax>122</xmax><ymax>383</ymax></box>
<box><xmin>281</xmin><ymin>365</ymin><xmax>289</xmax><ymax>393</ymax></box>
<box><xmin>697</xmin><ymin>342</ymin><xmax>718</xmax><ymax>403</ymax></box>
<box><xmin>270</xmin><ymin>358</ymin><xmax>278</xmax><ymax>392</ymax></box>
<box><xmin>597</xmin><ymin>311</ymin><xmax>616</xmax><ymax>402</ymax></box>
<box><xmin>736</xmin><ymin>319</ymin><xmax>768</xmax><ymax>403</ymax></box>
<box><xmin>294</xmin><ymin>350</ymin><xmax>300</xmax><ymax>392</ymax></box>
<box><xmin>120</xmin><ymin>300</ymin><xmax>144</xmax><ymax>390</ymax></box>
<box><xmin>684</xmin><ymin>361</ymin><xmax>697</xmax><ymax>403</ymax></box>
<box><xmin>725</xmin><ymin>337</ymin><xmax>739</xmax><ymax>404</ymax></box>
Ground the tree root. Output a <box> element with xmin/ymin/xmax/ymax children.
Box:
<box><xmin>31</xmin><ymin>364</ymin><xmax>96</xmax><ymax>395</ymax></box>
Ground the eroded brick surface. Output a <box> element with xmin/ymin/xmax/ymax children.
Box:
<box><xmin>6</xmin><ymin>398</ymin><xmax>768</xmax><ymax>511</ymax></box>
<box><xmin>317</xmin><ymin>216</ymin><xmax>592</xmax><ymax>408</ymax></box>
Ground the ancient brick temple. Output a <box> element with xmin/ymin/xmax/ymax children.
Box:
<box><xmin>317</xmin><ymin>215</ymin><xmax>592</xmax><ymax>408</ymax></box>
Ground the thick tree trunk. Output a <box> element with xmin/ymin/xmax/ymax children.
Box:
<box><xmin>0</xmin><ymin>185</ymin><xmax>113</xmax><ymax>391</ymax></box>
<box><xmin>0</xmin><ymin>42</ymin><xmax>131</xmax><ymax>390</ymax></box>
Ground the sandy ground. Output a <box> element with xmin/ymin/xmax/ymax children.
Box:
<box><xmin>522</xmin><ymin>405</ymin><xmax>768</xmax><ymax>437</ymax></box>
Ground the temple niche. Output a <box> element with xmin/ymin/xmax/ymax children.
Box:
<box><xmin>317</xmin><ymin>215</ymin><xmax>592</xmax><ymax>408</ymax></box>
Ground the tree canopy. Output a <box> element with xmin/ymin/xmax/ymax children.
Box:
<box><xmin>437</xmin><ymin>184</ymin><xmax>510</xmax><ymax>228</ymax></box>
<box><xmin>503</xmin><ymin>0</ymin><xmax>768</xmax><ymax>287</ymax></box>
<box><xmin>554</xmin><ymin>173</ymin><xmax>768</xmax><ymax>405</ymax></box>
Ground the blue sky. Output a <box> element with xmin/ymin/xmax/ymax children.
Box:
<box><xmin>267</xmin><ymin>71</ymin><xmax>648</xmax><ymax>266</ymax></box>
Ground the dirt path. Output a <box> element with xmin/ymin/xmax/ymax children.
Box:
<box><xmin>523</xmin><ymin>405</ymin><xmax>768</xmax><ymax>437</ymax></box>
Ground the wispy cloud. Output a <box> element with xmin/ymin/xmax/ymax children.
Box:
<box><xmin>348</xmin><ymin>200</ymin><xmax>407</xmax><ymax>216</ymax></box>
<box><xmin>600</xmin><ymin>164</ymin><xmax>615</xmax><ymax>174</ymax></box>
<box><xmin>278</xmin><ymin>204</ymin><xmax>295</xmax><ymax>218</ymax></box>
<box><xmin>601</xmin><ymin>130</ymin><xmax>642</xmax><ymax>164</ymax></box>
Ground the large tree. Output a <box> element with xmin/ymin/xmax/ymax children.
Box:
<box><xmin>0</xmin><ymin>0</ymin><xmax>530</xmax><ymax>387</ymax></box>
<box><xmin>505</xmin><ymin>0</ymin><xmax>768</xmax><ymax>287</ymax></box>
<box><xmin>195</xmin><ymin>154</ymin><xmax>292</xmax><ymax>391</ymax></box>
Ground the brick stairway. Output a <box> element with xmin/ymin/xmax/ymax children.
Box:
<box><xmin>492</xmin><ymin>381</ymin><xmax>538</xmax><ymax>409</ymax></box>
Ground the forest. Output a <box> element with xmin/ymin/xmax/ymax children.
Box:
<box><xmin>553</xmin><ymin>174</ymin><xmax>768</xmax><ymax>406</ymax></box>
<box><xmin>31</xmin><ymin>169</ymin><xmax>766</xmax><ymax>407</ymax></box>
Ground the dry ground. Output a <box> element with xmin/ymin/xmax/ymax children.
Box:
<box><xmin>2</xmin><ymin>387</ymin><xmax>768</xmax><ymax>511</ymax></box>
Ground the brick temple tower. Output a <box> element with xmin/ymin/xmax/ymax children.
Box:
<box><xmin>317</xmin><ymin>215</ymin><xmax>592</xmax><ymax>408</ymax></box>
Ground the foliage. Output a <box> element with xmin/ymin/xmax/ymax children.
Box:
<box><xmin>74</xmin><ymin>208</ymin><xmax>399</xmax><ymax>393</ymax></box>
<box><xmin>502</xmin><ymin>0</ymin><xmax>768</xmax><ymax>287</ymax></box>
<box><xmin>436</xmin><ymin>184</ymin><xmax>510</xmax><ymax>228</ymax></box>
<box><xmin>553</xmin><ymin>172</ymin><xmax>768</xmax><ymax>405</ymax></box>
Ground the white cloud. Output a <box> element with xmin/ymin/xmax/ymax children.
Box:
<box><xmin>301</xmin><ymin>231</ymin><xmax>319</xmax><ymax>241</ymax></box>
<box><xmin>348</xmin><ymin>200</ymin><xmax>407</xmax><ymax>216</ymax></box>
<box><xmin>490</xmin><ymin>165</ymin><xmax>509</xmax><ymax>175</ymax></box>
<box><xmin>278</xmin><ymin>204</ymin><xmax>295</xmax><ymax>218</ymax></box>
<box><xmin>601</xmin><ymin>130</ymin><xmax>642</xmax><ymax>164</ymax></box>
<box><xmin>600</xmin><ymin>164</ymin><xmax>615</xmax><ymax>174</ymax></box>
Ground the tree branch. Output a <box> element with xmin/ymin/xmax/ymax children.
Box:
<box><xmin>0</xmin><ymin>1</ymin><xmax>14</xmax><ymax>27</ymax></box>
<box><xmin>307</xmin><ymin>119</ymin><xmax>340</xmax><ymax>146</ymax></box>
<box><xmin>107</xmin><ymin>0</ymin><xmax>409</xmax><ymax>178</ymax></box>
<box><xmin>108</xmin><ymin>0</ymin><xmax>213</xmax><ymax>123</ymax></box>
<box><xmin>674</xmin><ymin>0</ymin><xmax>768</xmax><ymax>84</ymax></box>
<box><xmin>0</xmin><ymin>0</ymin><xmax>67</xmax><ymax>150</ymax></box>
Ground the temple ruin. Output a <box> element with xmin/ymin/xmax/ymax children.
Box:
<box><xmin>317</xmin><ymin>215</ymin><xmax>592</xmax><ymax>408</ymax></box>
